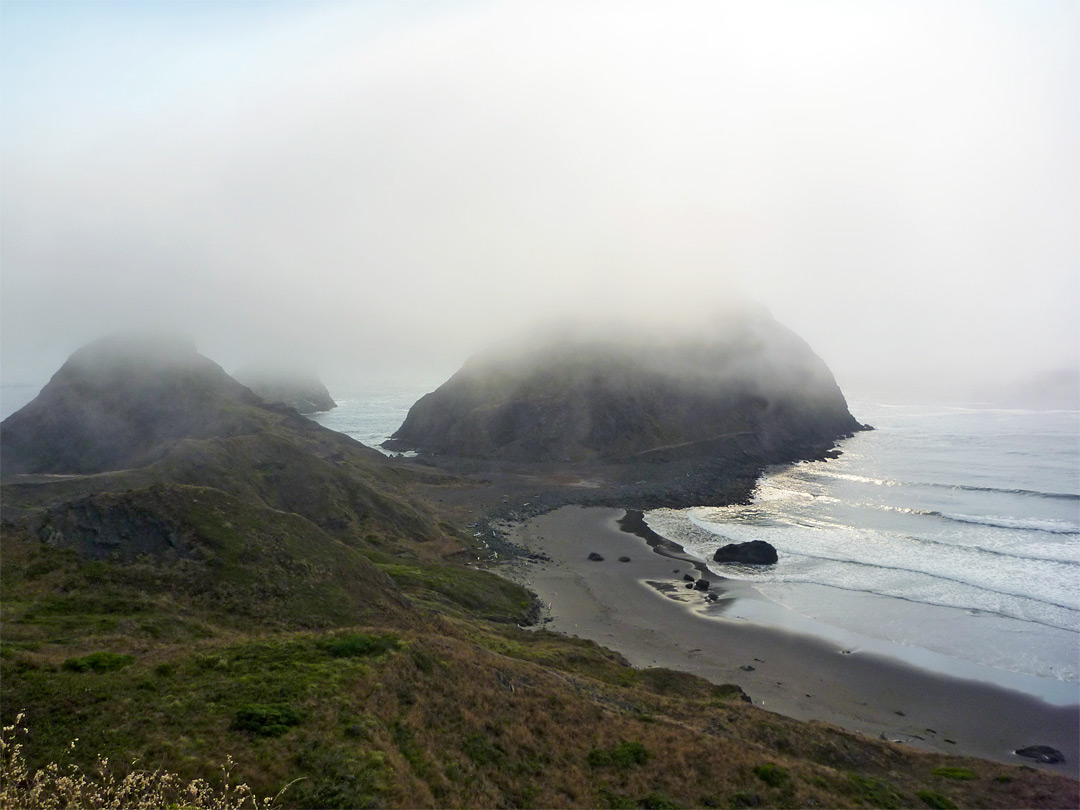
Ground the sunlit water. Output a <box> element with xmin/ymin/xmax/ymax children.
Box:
<box><xmin>646</xmin><ymin>401</ymin><xmax>1080</xmax><ymax>687</ymax></box>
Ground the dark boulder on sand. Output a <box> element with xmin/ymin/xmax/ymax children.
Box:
<box><xmin>385</xmin><ymin>304</ymin><xmax>864</xmax><ymax>463</ymax></box>
<box><xmin>714</xmin><ymin>540</ymin><xmax>779</xmax><ymax>565</ymax></box>
<box><xmin>587</xmin><ymin>552</ymin><xmax>605</xmax><ymax>562</ymax></box>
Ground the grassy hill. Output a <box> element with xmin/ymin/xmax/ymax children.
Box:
<box><xmin>1</xmin><ymin>334</ymin><xmax>1075</xmax><ymax>808</ymax></box>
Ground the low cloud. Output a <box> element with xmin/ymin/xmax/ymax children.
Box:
<box><xmin>2</xmin><ymin>0</ymin><xmax>1076</xmax><ymax>394</ymax></box>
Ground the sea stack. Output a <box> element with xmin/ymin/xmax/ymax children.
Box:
<box><xmin>386</xmin><ymin>303</ymin><xmax>864</xmax><ymax>465</ymax></box>
<box><xmin>234</xmin><ymin>367</ymin><xmax>337</xmax><ymax>414</ymax></box>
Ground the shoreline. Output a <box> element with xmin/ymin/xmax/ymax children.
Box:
<box><xmin>500</xmin><ymin>505</ymin><xmax>1080</xmax><ymax>774</ymax></box>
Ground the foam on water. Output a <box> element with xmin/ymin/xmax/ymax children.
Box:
<box><xmin>646</xmin><ymin>402</ymin><xmax>1080</xmax><ymax>687</ymax></box>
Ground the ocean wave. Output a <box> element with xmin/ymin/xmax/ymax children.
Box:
<box><xmin>704</xmin><ymin>553</ymin><xmax>1080</xmax><ymax>632</ymax></box>
<box><xmin>810</xmin><ymin>470</ymin><xmax>1079</xmax><ymax>501</ymax></box>
<box><xmin>930</xmin><ymin>511</ymin><xmax>1080</xmax><ymax>535</ymax></box>
<box><xmin>688</xmin><ymin>507</ymin><xmax>1080</xmax><ymax>567</ymax></box>
<box><xmin>752</xmin><ymin>576</ymin><xmax>1080</xmax><ymax>637</ymax></box>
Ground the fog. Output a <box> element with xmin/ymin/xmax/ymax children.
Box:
<box><xmin>2</xmin><ymin>0</ymin><xmax>1077</xmax><ymax>401</ymax></box>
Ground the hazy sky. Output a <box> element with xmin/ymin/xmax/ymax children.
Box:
<box><xmin>2</xmin><ymin>0</ymin><xmax>1077</xmax><ymax>395</ymax></box>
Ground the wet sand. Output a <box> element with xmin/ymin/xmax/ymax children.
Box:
<box><xmin>502</xmin><ymin>506</ymin><xmax>1080</xmax><ymax>775</ymax></box>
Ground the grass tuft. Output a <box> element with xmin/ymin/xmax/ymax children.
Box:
<box><xmin>932</xmin><ymin>766</ymin><xmax>976</xmax><ymax>781</ymax></box>
<box><xmin>61</xmin><ymin>651</ymin><xmax>134</xmax><ymax>673</ymax></box>
<box><xmin>752</xmin><ymin>763</ymin><xmax>790</xmax><ymax>787</ymax></box>
<box><xmin>319</xmin><ymin>633</ymin><xmax>399</xmax><ymax>658</ymax></box>
<box><xmin>230</xmin><ymin>704</ymin><xmax>305</xmax><ymax>737</ymax></box>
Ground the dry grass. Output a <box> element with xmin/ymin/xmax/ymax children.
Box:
<box><xmin>1</xmin><ymin>713</ymin><xmax>295</xmax><ymax>810</ymax></box>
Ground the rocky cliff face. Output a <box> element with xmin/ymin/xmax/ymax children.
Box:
<box><xmin>388</xmin><ymin>307</ymin><xmax>864</xmax><ymax>464</ymax></box>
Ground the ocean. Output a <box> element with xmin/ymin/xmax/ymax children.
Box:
<box><xmin>646</xmin><ymin>400</ymin><xmax>1080</xmax><ymax>701</ymax></box>
<box><xmin>4</xmin><ymin>382</ymin><xmax>1077</xmax><ymax>702</ymax></box>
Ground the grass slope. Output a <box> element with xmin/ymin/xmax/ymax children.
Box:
<box><xmin>4</xmin><ymin>617</ymin><xmax>1075</xmax><ymax>810</ymax></box>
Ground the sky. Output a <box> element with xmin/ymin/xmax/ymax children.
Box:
<box><xmin>2</xmin><ymin>0</ymin><xmax>1077</xmax><ymax>399</ymax></box>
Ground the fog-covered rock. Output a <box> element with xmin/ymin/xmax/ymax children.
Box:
<box><xmin>0</xmin><ymin>333</ymin><xmax>269</xmax><ymax>475</ymax></box>
<box><xmin>234</xmin><ymin>367</ymin><xmax>337</xmax><ymax>414</ymax></box>
<box><xmin>387</xmin><ymin>304</ymin><xmax>864</xmax><ymax>464</ymax></box>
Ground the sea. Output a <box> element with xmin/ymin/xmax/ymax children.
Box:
<box><xmin>3</xmin><ymin>382</ymin><xmax>1077</xmax><ymax>702</ymax></box>
<box><xmin>646</xmin><ymin>399</ymin><xmax>1080</xmax><ymax>703</ymax></box>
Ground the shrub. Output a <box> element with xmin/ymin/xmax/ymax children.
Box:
<box><xmin>845</xmin><ymin>773</ymin><xmax>904</xmax><ymax>809</ymax></box>
<box><xmin>753</xmin><ymin>763</ymin><xmax>790</xmax><ymax>787</ymax></box>
<box><xmin>319</xmin><ymin>632</ymin><xmax>399</xmax><ymax>658</ymax></box>
<box><xmin>589</xmin><ymin>741</ymin><xmax>649</xmax><ymax>769</ymax></box>
<box><xmin>230</xmin><ymin>704</ymin><xmax>304</xmax><ymax>737</ymax></box>
<box><xmin>917</xmin><ymin>790</ymin><xmax>958</xmax><ymax>809</ymax></box>
<box><xmin>932</xmin><ymin>767</ymin><xmax>976</xmax><ymax>781</ymax></box>
<box><xmin>463</xmin><ymin>733</ymin><xmax>506</xmax><ymax>766</ymax></box>
<box><xmin>61</xmin><ymin>651</ymin><xmax>134</xmax><ymax>673</ymax></box>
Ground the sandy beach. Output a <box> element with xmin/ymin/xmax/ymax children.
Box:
<box><xmin>501</xmin><ymin>506</ymin><xmax>1080</xmax><ymax>775</ymax></box>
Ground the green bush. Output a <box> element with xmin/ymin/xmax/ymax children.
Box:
<box><xmin>589</xmin><ymin>740</ymin><xmax>649</xmax><ymax>769</ymax></box>
<box><xmin>917</xmin><ymin>790</ymin><xmax>958</xmax><ymax>809</ymax></box>
<box><xmin>753</xmin><ymin>763</ymin><xmax>790</xmax><ymax>787</ymax></box>
<box><xmin>932</xmin><ymin>767</ymin><xmax>976</xmax><ymax>781</ymax></box>
<box><xmin>61</xmin><ymin>651</ymin><xmax>134</xmax><ymax>673</ymax></box>
<box><xmin>230</xmin><ymin>703</ymin><xmax>304</xmax><ymax>737</ymax></box>
<box><xmin>319</xmin><ymin>632</ymin><xmax>399</xmax><ymax>658</ymax></box>
<box><xmin>463</xmin><ymin>733</ymin><xmax>506</xmax><ymax>766</ymax></box>
<box><xmin>845</xmin><ymin>773</ymin><xmax>904</xmax><ymax>809</ymax></box>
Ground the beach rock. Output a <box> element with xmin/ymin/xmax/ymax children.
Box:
<box><xmin>694</xmin><ymin>579</ymin><xmax>710</xmax><ymax>591</ymax></box>
<box><xmin>587</xmin><ymin>552</ymin><xmax>605</xmax><ymax>562</ymax></box>
<box><xmin>1015</xmin><ymin>745</ymin><xmax>1065</xmax><ymax>764</ymax></box>
<box><xmin>683</xmin><ymin>573</ymin><xmax>696</xmax><ymax>582</ymax></box>
<box><xmin>713</xmin><ymin>540</ymin><xmax>778</xmax><ymax>565</ymax></box>
<box><xmin>386</xmin><ymin>304</ymin><xmax>865</xmax><ymax>462</ymax></box>
<box><xmin>618</xmin><ymin>556</ymin><xmax>631</xmax><ymax>562</ymax></box>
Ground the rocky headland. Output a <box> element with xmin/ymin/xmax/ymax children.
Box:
<box><xmin>386</xmin><ymin>306</ymin><xmax>868</xmax><ymax>511</ymax></box>
<box><xmin>233</xmin><ymin>366</ymin><xmax>338</xmax><ymax>414</ymax></box>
